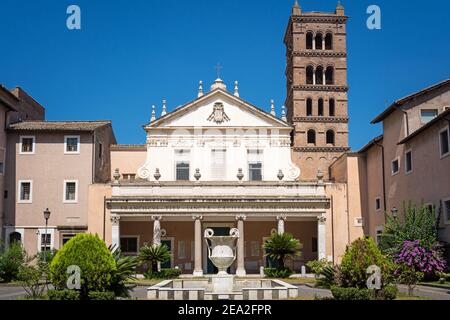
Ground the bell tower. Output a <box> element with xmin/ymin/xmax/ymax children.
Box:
<box><xmin>285</xmin><ymin>1</ymin><xmax>350</xmax><ymax>180</ymax></box>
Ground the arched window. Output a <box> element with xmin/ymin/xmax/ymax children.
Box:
<box><xmin>318</xmin><ymin>98</ymin><xmax>324</xmax><ymax>116</ymax></box>
<box><xmin>306</xmin><ymin>98</ymin><xmax>313</xmax><ymax>116</ymax></box>
<box><xmin>306</xmin><ymin>65</ymin><xmax>314</xmax><ymax>84</ymax></box>
<box><xmin>325</xmin><ymin>33</ymin><xmax>333</xmax><ymax>50</ymax></box>
<box><xmin>306</xmin><ymin>32</ymin><xmax>313</xmax><ymax>50</ymax></box>
<box><xmin>329</xmin><ymin>99</ymin><xmax>336</xmax><ymax>116</ymax></box>
<box><xmin>315</xmin><ymin>33</ymin><xmax>323</xmax><ymax>50</ymax></box>
<box><xmin>326</xmin><ymin>130</ymin><xmax>335</xmax><ymax>145</ymax></box>
<box><xmin>315</xmin><ymin>66</ymin><xmax>324</xmax><ymax>85</ymax></box>
<box><xmin>9</xmin><ymin>232</ymin><xmax>21</xmax><ymax>244</ymax></box>
<box><xmin>307</xmin><ymin>130</ymin><xmax>316</xmax><ymax>145</ymax></box>
<box><xmin>325</xmin><ymin>66</ymin><xmax>334</xmax><ymax>85</ymax></box>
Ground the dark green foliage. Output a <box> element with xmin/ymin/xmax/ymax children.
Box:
<box><xmin>263</xmin><ymin>233</ymin><xmax>302</xmax><ymax>270</ymax></box>
<box><xmin>144</xmin><ymin>268</ymin><xmax>182</xmax><ymax>279</ymax></box>
<box><xmin>331</xmin><ymin>286</ymin><xmax>371</xmax><ymax>300</ymax></box>
<box><xmin>109</xmin><ymin>245</ymin><xmax>138</xmax><ymax>298</ymax></box>
<box><xmin>0</xmin><ymin>242</ymin><xmax>25</xmax><ymax>283</ymax></box>
<box><xmin>139</xmin><ymin>244</ymin><xmax>171</xmax><ymax>273</ymax></box>
<box><xmin>263</xmin><ymin>267</ymin><xmax>293</xmax><ymax>279</ymax></box>
<box><xmin>306</xmin><ymin>260</ymin><xmax>336</xmax><ymax>288</ymax></box>
<box><xmin>339</xmin><ymin>237</ymin><xmax>394</xmax><ymax>288</ymax></box>
<box><xmin>49</xmin><ymin>234</ymin><xmax>116</xmax><ymax>299</ymax></box>
<box><xmin>88</xmin><ymin>291</ymin><xmax>116</xmax><ymax>300</ymax></box>
<box><xmin>376</xmin><ymin>284</ymin><xmax>398</xmax><ymax>300</ymax></box>
<box><xmin>47</xmin><ymin>289</ymin><xmax>80</xmax><ymax>300</ymax></box>
<box><xmin>380</xmin><ymin>204</ymin><xmax>439</xmax><ymax>254</ymax></box>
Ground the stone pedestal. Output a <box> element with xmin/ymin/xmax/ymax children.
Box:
<box><xmin>212</xmin><ymin>274</ymin><xmax>234</xmax><ymax>293</ymax></box>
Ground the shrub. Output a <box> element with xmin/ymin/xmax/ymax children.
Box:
<box><xmin>437</xmin><ymin>272</ymin><xmax>450</xmax><ymax>284</ymax></box>
<box><xmin>49</xmin><ymin>234</ymin><xmax>116</xmax><ymax>299</ymax></box>
<box><xmin>139</xmin><ymin>244</ymin><xmax>171</xmax><ymax>273</ymax></box>
<box><xmin>395</xmin><ymin>263</ymin><xmax>424</xmax><ymax>296</ymax></box>
<box><xmin>0</xmin><ymin>242</ymin><xmax>25</xmax><ymax>283</ymax></box>
<box><xmin>263</xmin><ymin>233</ymin><xmax>302</xmax><ymax>270</ymax></box>
<box><xmin>144</xmin><ymin>268</ymin><xmax>182</xmax><ymax>279</ymax></box>
<box><xmin>88</xmin><ymin>291</ymin><xmax>116</xmax><ymax>300</ymax></box>
<box><xmin>394</xmin><ymin>240</ymin><xmax>446</xmax><ymax>278</ymax></box>
<box><xmin>18</xmin><ymin>254</ymin><xmax>48</xmax><ymax>299</ymax></box>
<box><xmin>109</xmin><ymin>245</ymin><xmax>138</xmax><ymax>298</ymax></box>
<box><xmin>339</xmin><ymin>237</ymin><xmax>394</xmax><ymax>288</ymax></box>
<box><xmin>263</xmin><ymin>267</ymin><xmax>293</xmax><ymax>279</ymax></box>
<box><xmin>47</xmin><ymin>289</ymin><xmax>80</xmax><ymax>300</ymax></box>
<box><xmin>377</xmin><ymin>284</ymin><xmax>398</xmax><ymax>300</ymax></box>
<box><xmin>330</xmin><ymin>286</ymin><xmax>371</xmax><ymax>300</ymax></box>
<box><xmin>306</xmin><ymin>259</ymin><xmax>332</xmax><ymax>275</ymax></box>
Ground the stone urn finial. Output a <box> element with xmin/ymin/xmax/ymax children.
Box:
<box><xmin>194</xmin><ymin>168</ymin><xmax>201</xmax><ymax>182</ymax></box>
<box><xmin>237</xmin><ymin>168</ymin><xmax>244</xmax><ymax>182</ymax></box>
<box><xmin>113</xmin><ymin>168</ymin><xmax>120</xmax><ymax>183</ymax></box>
<box><xmin>277</xmin><ymin>169</ymin><xmax>285</xmax><ymax>181</ymax></box>
<box><xmin>154</xmin><ymin>168</ymin><xmax>161</xmax><ymax>181</ymax></box>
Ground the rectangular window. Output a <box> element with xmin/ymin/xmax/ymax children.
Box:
<box><xmin>391</xmin><ymin>158</ymin><xmax>400</xmax><ymax>175</ymax></box>
<box><xmin>376</xmin><ymin>228</ymin><xmax>383</xmax><ymax>246</ymax></box>
<box><xmin>176</xmin><ymin>162</ymin><xmax>190</xmax><ymax>181</ymax></box>
<box><xmin>178</xmin><ymin>241</ymin><xmax>186</xmax><ymax>259</ymax></box>
<box><xmin>18</xmin><ymin>181</ymin><xmax>32</xmax><ymax>203</ymax></box>
<box><xmin>120</xmin><ymin>237</ymin><xmax>138</xmax><ymax>254</ymax></box>
<box><xmin>64</xmin><ymin>136</ymin><xmax>80</xmax><ymax>153</ymax></box>
<box><xmin>122</xmin><ymin>174</ymin><xmax>136</xmax><ymax>181</ymax></box>
<box><xmin>62</xmin><ymin>234</ymin><xmax>76</xmax><ymax>246</ymax></box>
<box><xmin>211</xmin><ymin>149</ymin><xmax>226</xmax><ymax>181</ymax></box>
<box><xmin>444</xmin><ymin>199</ymin><xmax>450</xmax><ymax>224</ymax></box>
<box><xmin>98</xmin><ymin>143</ymin><xmax>103</xmax><ymax>159</ymax></box>
<box><xmin>420</xmin><ymin>109</ymin><xmax>438</xmax><ymax>123</ymax></box>
<box><xmin>64</xmin><ymin>181</ymin><xmax>78</xmax><ymax>203</ymax></box>
<box><xmin>20</xmin><ymin>136</ymin><xmax>35</xmax><ymax>154</ymax></box>
<box><xmin>312</xmin><ymin>237</ymin><xmax>318</xmax><ymax>253</ymax></box>
<box><xmin>375</xmin><ymin>197</ymin><xmax>381</xmax><ymax>211</ymax></box>
<box><xmin>0</xmin><ymin>162</ymin><xmax>4</xmax><ymax>174</ymax></box>
<box><xmin>405</xmin><ymin>150</ymin><xmax>413</xmax><ymax>173</ymax></box>
<box><xmin>440</xmin><ymin>128</ymin><xmax>450</xmax><ymax>157</ymax></box>
<box><xmin>249</xmin><ymin>163</ymin><xmax>262</xmax><ymax>181</ymax></box>
<box><xmin>40</xmin><ymin>234</ymin><xmax>52</xmax><ymax>252</ymax></box>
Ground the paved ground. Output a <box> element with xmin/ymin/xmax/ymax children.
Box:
<box><xmin>0</xmin><ymin>283</ymin><xmax>448</xmax><ymax>300</ymax></box>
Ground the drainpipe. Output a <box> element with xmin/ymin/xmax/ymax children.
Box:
<box><xmin>374</xmin><ymin>141</ymin><xmax>387</xmax><ymax>222</ymax></box>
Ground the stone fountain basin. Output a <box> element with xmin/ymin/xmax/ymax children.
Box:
<box><xmin>147</xmin><ymin>279</ymin><xmax>298</xmax><ymax>300</ymax></box>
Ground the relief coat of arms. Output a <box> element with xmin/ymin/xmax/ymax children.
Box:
<box><xmin>207</xmin><ymin>102</ymin><xmax>230</xmax><ymax>124</ymax></box>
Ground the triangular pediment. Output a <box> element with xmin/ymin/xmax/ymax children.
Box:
<box><xmin>145</xmin><ymin>89</ymin><xmax>291</xmax><ymax>129</ymax></box>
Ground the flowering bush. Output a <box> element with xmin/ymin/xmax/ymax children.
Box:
<box><xmin>394</xmin><ymin>240</ymin><xmax>446</xmax><ymax>276</ymax></box>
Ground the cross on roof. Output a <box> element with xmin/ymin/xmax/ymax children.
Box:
<box><xmin>215</xmin><ymin>63</ymin><xmax>223</xmax><ymax>79</ymax></box>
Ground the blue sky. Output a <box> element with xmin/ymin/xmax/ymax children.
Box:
<box><xmin>1</xmin><ymin>0</ymin><xmax>449</xmax><ymax>149</ymax></box>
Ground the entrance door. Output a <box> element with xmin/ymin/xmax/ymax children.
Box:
<box><xmin>161</xmin><ymin>239</ymin><xmax>172</xmax><ymax>269</ymax></box>
<box><xmin>206</xmin><ymin>227</ymin><xmax>230</xmax><ymax>274</ymax></box>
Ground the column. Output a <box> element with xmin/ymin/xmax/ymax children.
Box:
<box><xmin>236</xmin><ymin>215</ymin><xmax>247</xmax><ymax>277</ymax></box>
<box><xmin>193</xmin><ymin>215</ymin><xmax>203</xmax><ymax>277</ymax></box>
<box><xmin>313</xmin><ymin>70</ymin><xmax>316</xmax><ymax>85</ymax></box>
<box><xmin>152</xmin><ymin>215</ymin><xmax>162</xmax><ymax>245</ymax></box>
<box><xmin>312</xmin><ymin>37</ymin><xmax>316</xmax><ymax>50</ymax></box>
<box><xmin>277</xmin><ymin>215</ymin><xmax>286</xmax><ymax>235</ymax></box>
<box><xmin>317</xmin><ymin>216</ymin><xmax>326</xmax><ymax>260</ymax></box>
<box><xmin>111</xmin><ymin>215</ymin><xmax>120</xmax><ymax>249</ymax></box>
<box><xmin>323</xmin><ymin>70</ymin><xmax>326</xmax><ymax>85</ymax></box>
<box><xmin>322</xmin><ymin>38</ymin><xmax>325</xmax><ymax>51</ymax></box>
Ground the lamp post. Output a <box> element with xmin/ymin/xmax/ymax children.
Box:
<box><xmin>43</xmin><ymin>208</ymin><xmax>51</xmax><ymax>263</ymax></box>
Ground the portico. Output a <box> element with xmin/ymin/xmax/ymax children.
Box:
<box><xmin>106</xmin><ymin>179</ymin><xmax>329</xmax><ymax>276</ymax></box>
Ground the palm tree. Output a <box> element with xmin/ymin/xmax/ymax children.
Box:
<box><xmin>109</xmin><ymin>245</ymin><xmax>139</xmax><ymax>298</ymax></box>
<box><xmin>139</xmin><ymin>244</ymin><xmax>171</xmax><ymax>273</ymax></box>
<box><xmin>263</xmin><ymin>233</ymin><xmax>302</xmax><ymax>270</ymax></box>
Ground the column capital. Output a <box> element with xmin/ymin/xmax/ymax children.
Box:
<box><xmin>318</xmin><ymin>215</ymin><xmax>327</xmax><ymax>224</ymax></box>
<box><xmin>192</xmin><ymin>215</ymin><xmax>203</xmax><ymax>221</ymax></box>
<box><xmin>236</xmin><ymin>214</ymin><xmax>247</xmax><ymax>221</ymax></box>
<box><xmin>110</xmin><ymin>214</ymin><xmax>120</xmax><ymax>224</ymax></box>
<box><xmin>276</xmin><ymin>215</ymin><xmax>287</xmax><ymax>222</ymax></box>
<box><xmin>151</xmin><ymin>215</ymin><xmax>162</xmax><ymax>221</ymax></box>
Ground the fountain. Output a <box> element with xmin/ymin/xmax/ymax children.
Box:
<box><xmin>147</xmin><ymin>227</ymin><xmax>299</xmax><ymax>300</ymax></box>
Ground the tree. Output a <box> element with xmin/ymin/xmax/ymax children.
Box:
<box><xmin>0</xmin><ymin>242</ymin><xmax>25</xmax><ymax>283</ymax></box>
<box><xmin>263</xmin><ymin>233</ymin><xmax>302</xmax><ymax>270</ymax></box>
<box><xmin>18</xmin><ymin>254</ymin><xmax>48</xmax><ymax>299</ymax></box>
<box><xmin>109</xmin><ymin>245</ymin><xmax>138</xmax><ymax>298</ymax></box>
<box><xmin>380</xmin><ymin>204</ymin><xmax>439</xmax><ymax>254</ymax></box>
<box><xmin>139</xmin><ymin>244</ymin><xmax>171</xmax><ymax>273</ymax></box>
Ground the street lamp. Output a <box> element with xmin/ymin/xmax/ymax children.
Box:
<box><xmin>43</xmin><ymin>208</ymin><xmax>51</xmax><ymax>263</ymax></box>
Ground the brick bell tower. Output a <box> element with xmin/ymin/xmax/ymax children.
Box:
<box><xmin>285</xmin><ymin>1</ymin><xmax>350</xmax><ymax>181</ymax></box>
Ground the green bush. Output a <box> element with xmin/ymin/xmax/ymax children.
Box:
<box><xmin>263</xmin><ymin>233</ymin><xmax>302</xmax><ymax>270</ymax></box>
<box><xmin>437</xmin><ymin>272</ymin><xmax>450</xmax><ymax>284</ymax></box>
<box><xmin>49</xmin><ymin>234</ymin><xmax>116</xmax><ymax>299</ymax></box>
<box><xmin>377</xmin><ymin>284</ymin><xmax>398</xmax><ymax>300</ymax></box>
<box><xmin>331</xmin><ymin>286</ymin><xmax>371</xmax><ymax>300</ymax></box>
<box><xmin>339</xmin><ymin>237</ymin><xmax>394</xmax><ymax>288</ymax></box>
<box><xmin>47</xmin><ymin>289</ymin><xmax>80</xmax><ymax>300</ymax></box>
<box><xmin>109</xmin><ymin>245</ymin><xmax>138</xmax><ymax>298</ymax></box>
<box><xmin>0</xmin><ymin>242</ymin><xmax>25</xmax><ymax>283</ymax></box>
<box><xmin>263</xmin><ymin>267</ymin><xmax>293</xmax><ymax>279</ymax></box>
<box><xmin>88</xmin><ymin>291</ymin><xmax>116</xmax><ymax>300</ymax></box>
<box><xmin>144</xmin><ymin>268</ymin><xmax>182</xmax><ymax>279</ymax></box>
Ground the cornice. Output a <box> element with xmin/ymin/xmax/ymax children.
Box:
<box><xmin>291</xmin><ymin>15</ymin><xmax>348</xmax><ymax>24</ymax></box>
<box><xmin>293</xmin><ymin>146</ymin><xmax>350</xmax><ymax>153</ymax></box>
<box><xmin>293</xmin><ymin>117</ymin><xmax>349</xmax><ymax>123</ymax></box>
<box><xmin>292</xmin><ymin>51</ymin><xmax>347</xmax><ymax>58</ymax></box>
<box><xmin>291</xmin><ymin>85</ymin><xmax>349</xmax><ymax>92</ymax></box>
